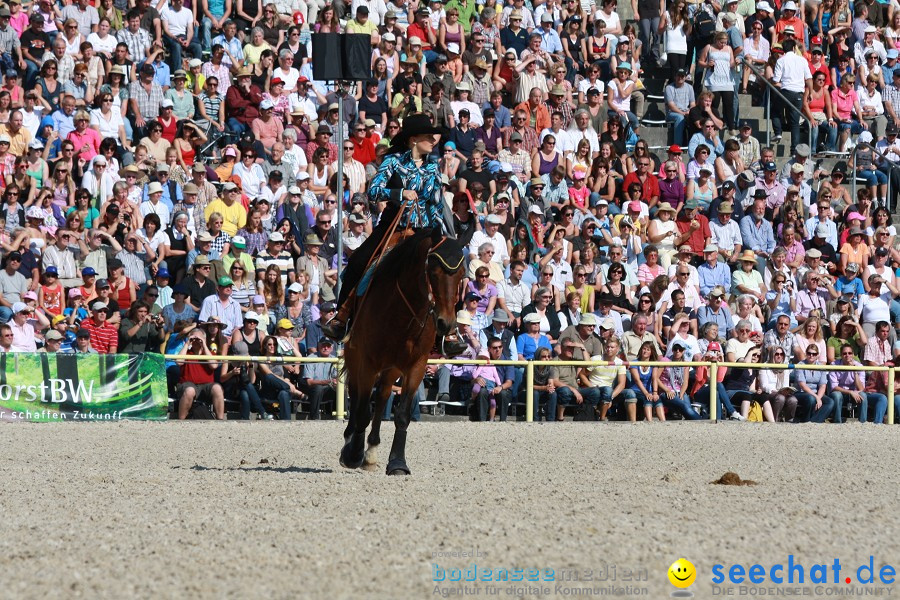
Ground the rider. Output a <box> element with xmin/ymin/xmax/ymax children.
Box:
<box><xmin>321</xmin><ymin>113</ymin><xmax>464</xmax><ymax>354</ymax></box>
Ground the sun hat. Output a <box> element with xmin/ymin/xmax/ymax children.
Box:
<box><xmin>456</xmin><ymin>310</ymin><xmax>474</xmax><ymax>326</ymax></box>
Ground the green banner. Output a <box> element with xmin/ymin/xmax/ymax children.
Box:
<box><xmin>0</xmin><ymin>353</ymin><xmax>169</xmax><ymax>422</ymax></box>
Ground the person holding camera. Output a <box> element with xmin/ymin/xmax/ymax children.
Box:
<box><xmin>118</xmin><ymin>300</ymin><xmax>165</xmax><ymax>353</ymax></box>
<box><xmin>176</xmin><ymin>327</ymin><xmax>225</xmax><ymax>419</ymax></box>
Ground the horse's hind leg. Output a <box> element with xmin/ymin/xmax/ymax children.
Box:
<box><xmin>365</xmin><ymin>371</ymin><xmax>398</xmax><ymax>467</ymax></box>
<box><xmin>340</xmin><ymin>368</ymin><xmax>376</xmax><ymax>469</ymax></box>
<box><xmin>387</xmin><ymin>360</ymin><xmax>427</xmax><ymax>476</ymax></box>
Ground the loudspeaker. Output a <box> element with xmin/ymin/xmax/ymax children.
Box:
<box><xmin>311</xmin><ymin>33</ymin><xmax>373</xmax><ymax>81</ymax></box>
<box><xmin>342</xmin><ymin>34</ymin><xmax>372</xmax><ymax>81</ymax></box>
<box><xmin>311</xmin><ymin>33</ymin><xmax>343</xmax><ymax>81</ymax></box>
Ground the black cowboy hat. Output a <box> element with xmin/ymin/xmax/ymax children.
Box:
<box><xmin>387</xmin><ymin>113</ymin><xmax>443</xmax><ymax>155</ymax></box>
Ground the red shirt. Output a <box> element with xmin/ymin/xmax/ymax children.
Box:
<box><xmin>406</xmin><ymin>23</ymin><xmax>435</xmax><ymax>50</ymax></box>
<box><xmin>40</xmin><ymin>283</ymin><xmax>64</xmax><ymax>317</ymax></box>
<box><xmin>622</xmin><ymin>172</ymin><xmax>661</xmax><ymax>203</ymax></box>
<box><xmin>180</xmin><ymin>360</ymin><xmax>215</xmax><ymax>385</ymax></box>
<box><xmin>808</xmin><ymin>60</ymin><xmax>831</xmax><ymax>86</ymax></box>
<box><xmin>676</xmin><ymin>213</ymin><xmax>712</xmax><ymax>255</ymax></box>
<box><xmin>81</xmin><ymin>319</ymin><xmax>118</xmax><ymax>354</ymax></box>
<box><xmin>351</xmin><ymin>135</ymin><xmax>376</xmax><ymax>165</ymax></box>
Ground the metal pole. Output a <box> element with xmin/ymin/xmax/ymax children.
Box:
<box><xmin>766</xmin><ymin>92</ymin><xmax>771</xmax><ymax>148</ymax></box>
<box><xmin>335</xmin><ymin>84</ymin><xmax>345</xmax><ymax>297</ymax></box>
<box><xmin>851</xmin><ymin>148</ymin><xmax>857</xmax><ymax>200</ymax></box>
<box><xmin>888</xmin><ymin>368</ymin><xmax>895</xmax><ymax>425</ymax></box>
<box><xmin>526</xmin><ymin>362</ymin><xmax>534</xmax><ymax>422</ymax></box>
<box><xmin>709</xmin><ymin>362</ymin><xmax>718</xmax><ymax>422</ymax></box>
<box><xmin>336</xmin><ymin>357</ymin><xmax>345</xmax><ymax>419</ymax></box>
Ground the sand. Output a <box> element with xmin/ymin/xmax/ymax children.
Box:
<box><xmin>2</xmin><ymin>421</ymin><xmax>899</xmax><ymax>599</ymax></box>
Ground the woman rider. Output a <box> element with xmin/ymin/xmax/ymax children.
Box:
<box><xmin>321</xmin><ymin>114</ymin><xmax>460</xmax><ymax>350</ymax></box>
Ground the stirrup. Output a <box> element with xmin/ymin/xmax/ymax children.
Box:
<box><xmin>440</xmin><ymin>334</ymin><xmax>469</xmax><ymax>358</ymax></box>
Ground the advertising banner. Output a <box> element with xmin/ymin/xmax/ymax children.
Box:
<box><xmin>0</xmin><ymin>353</ymin><xmax>168</xmax><ymax>422</ymax></box>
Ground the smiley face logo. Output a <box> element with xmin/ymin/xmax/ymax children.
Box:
<box><xmin>668</xmin><ymin>558</ymin><xmax>696</xmax><ymax>588</ymax></box>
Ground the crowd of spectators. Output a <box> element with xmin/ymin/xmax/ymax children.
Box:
<box><xmin>0</xmin><ymin>0</ymin><xmax>895</xmax><ymax>422</ymax></box>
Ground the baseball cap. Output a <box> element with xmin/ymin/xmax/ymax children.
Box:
<box><xmin>217</xmin><ymin>276</ymin><xmax>234</xmax><ymax>287</ymax></box>
<box><xmin>231</xmin><ymin>235</ymin><xmax>246</xmax><ymax>248</ymax></box>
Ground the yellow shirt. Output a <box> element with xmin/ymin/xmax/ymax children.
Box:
<box><xmin>204</xmin><ymin>198</ymin><xmax>247</xmax><ymax>236</ymax></box>
<box><xmin>0</xmin><ymin>125</ymin><xmax>32</xmax><ymax>157</ymax></box>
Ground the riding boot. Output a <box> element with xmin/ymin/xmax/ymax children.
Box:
<box><xmin>321</xmin><ymin>296</ymin><xmax>354</xmax><ymax>342</ymax></box>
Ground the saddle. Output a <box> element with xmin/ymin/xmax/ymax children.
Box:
<box><xmin>356</xmin><ymin>228</ymin><xmax>416</xmax><ymax>297</ymax></box>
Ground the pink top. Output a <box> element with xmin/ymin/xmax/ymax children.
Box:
<box><xmin>831</xmin><ymin>87</ymin><xmax>858</xmax><ymax>120</ymax></box>
<box><xmin>568</xmin><ymin>185</ymin><xmax>589</xmax><ymax>210</ymax></box>
<box><xmin>782</xmin><ymin>239</ymin><xmax>805</xmax><ymax>265</ymax></box>
<box><xmin>67</xmin><ymin>128</ymin><xmax>101</xmax><ymax>162</ymax></box>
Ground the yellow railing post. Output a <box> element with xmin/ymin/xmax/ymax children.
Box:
<box><xmin>336</xmin><ymin>357</ymin><xmax>346</xmax><ymax>420</ymax></box>
<box><xmin>889</xmin><ymin>368</ymin><xmax>896</xmax><ymax>425</ymax></box>
<box><xmin>709</xmin><ymin>362</ymin><xmax>718</xmax><ymax>422</ymax></box>
<box><xmin>526</xmin><ymin>361</ymin><xmax>534</xmax><ymax>422</ymax></box>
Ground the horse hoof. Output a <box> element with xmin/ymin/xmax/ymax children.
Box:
<box><xmin>386</xmin><ymin>460</ymin><xmax>411</xmax><ymax>476</ymax></box>
<box><xmin>340</xmin><ymin>447</ymin><xmax>365</xmax><ymax>470</ymax></box>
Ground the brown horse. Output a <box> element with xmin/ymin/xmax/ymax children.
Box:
<box><xmin>339</xmin><ymin>228</ymin><xmax>464</xmax><ymax>475</ymax></box>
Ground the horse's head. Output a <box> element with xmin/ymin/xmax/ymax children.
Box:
<box><xmin>425</xmin><ymin>232</ymin><xmax>465</xmax><ymax>337</ymax></box>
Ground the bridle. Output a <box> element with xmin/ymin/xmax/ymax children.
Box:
<box><xmin>395</xmin><ymin>236</ymin><xmax>464</xmax><ymax>334</ymax></box>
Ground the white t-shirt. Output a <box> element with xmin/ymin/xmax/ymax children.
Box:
<box><xmin>273</xmin><ymin>67</ymin><xmax>300</xmax><ymax>93</ymax></box>
<box><xmin>161</xmin><ymin>5</ymin><xmax>193</xmax><ymax>38</ymax></box>
<box><xmin>90</xmin><ymin>108</ymin><xmax>124</xmax><ymax>140</ymax></box>
<box><xmin>86</xmin><ymin>32</ymin><xmax>117</xmax><ymax>55</ymax></box>
<box><xmin>577</xmin><ymin>78</ymin><xmax>605</xmax><ymax>98</ymax></box>
<box><xmin>593</xmin><ymin>9</ymin><xmax>620</xmax><ymax>32</ymax></box>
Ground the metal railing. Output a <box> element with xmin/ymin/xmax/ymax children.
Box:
<box><xmin>166</xmin><ymin>355</ymin><xmax>898</xmax><ymax>424</ymax></box>
<box><xmin>741</xmin><ymin>57</ymin><xmax>814</xmax><ymax>151</ymax></box>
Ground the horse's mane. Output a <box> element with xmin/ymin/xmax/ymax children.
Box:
<box><xmin>375</xmin><ymin>228</ymin><xmax>437</xmax><ymax>278</ymax></box>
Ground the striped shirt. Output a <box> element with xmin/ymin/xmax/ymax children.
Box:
<box><xmin>81</xmin><ymin>320</ymin><xmax>118</xmax><ymax>354</ymax></box>
<box><xmin>198</xmin><ymin>295</ymin><xmax>243</xmax><ymax>337</ymax></box>
<box><xmin>117</xmin><ymin>27</ymin><xmax>152</xmax><ymax>65</ymax></box>
<box><xmin>129</xmin><ymin>79</ymin><xmax>164</xmax><ymax>121</ymax></box>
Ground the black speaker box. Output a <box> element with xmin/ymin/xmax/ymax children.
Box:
<box><xmin>311</xmin><ymin>33</ymin><xmax>373</xmax><ymax>81</ymax></box>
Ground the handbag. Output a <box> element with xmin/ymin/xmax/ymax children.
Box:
<box><xmin>747</xmin><ymin>401</ymin><xmax>763</xmax><ymax>422</ymax></box>
<box><xmin>573</xmin><ymin>401</ymin><xmax>599</xmax><ymax>421</ymax></box>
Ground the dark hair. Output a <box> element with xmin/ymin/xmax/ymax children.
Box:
<box><xmin>143</xmin><ymin>213</ymin><xmax>161</xmax><ymax>231</ymax></box>
<box><xmin>127</xmin><ymin>300</ymin><xmax>152</xmax><ymax>320</ymax></box>
<box><xmin>99</xmin><ymin>137</ymin><xmax>117</xmax><ymax>154</ymax></box>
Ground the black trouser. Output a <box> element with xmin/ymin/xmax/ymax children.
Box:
<box><xmin>475</xmin><ymin>387</ymin><xmax>512</xmax><ymax>421</ymax></box>
<box><xmin>336</xmin><ymin>202</ymin><xmax>401</xmax><ymax>308</ymax></box>
<box><xmin>775</xmin><ymin>89</ymin><xmax>804</xmax><ymax>153</ymax></box>
<box><xmin>711</xmin><ymin>90</ymin><xmax>736</xmax><ymax>131</ymax></box>
<box><xmin>304</xmin><ymin>384</ymin><xmax>335</xmax><ymax>420</ymax></box>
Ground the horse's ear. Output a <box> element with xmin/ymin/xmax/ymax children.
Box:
<box><xmin>430</xmin><ymin>227</ymin><xmax>443</xmax><ymax>246</ymax></box>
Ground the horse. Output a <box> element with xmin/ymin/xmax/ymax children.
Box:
<box><xmin>339</xmin><ymin>228</ymin><xmax>464</xmax><ymax>475</ymax></box>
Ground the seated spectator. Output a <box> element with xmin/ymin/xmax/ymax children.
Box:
<box><xmin>300</xmin><ymin>338</ymin><xmax>337</xmax><ymax>420</ymax></box>
<box><xmin>794</xmin><ymin>344</ymin><xmax>835</xmax><ymax>423</ymax></box>
<box><xmin>471</xmin><ymin>340</ymin><xmax>514</xmax><ymax>421</ymax></box>
<box><xmin>175</xmin><ymin>327</ymin><xmax>225</xmax><ymax>420</ymax></box>
<box><xmin>552</xmin><ymin>337</ymin><xmax>600</xmax><ymax>419</ymax></box>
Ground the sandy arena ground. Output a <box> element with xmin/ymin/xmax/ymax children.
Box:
<box><xmin>2</xmin><ymin>421</ymin><xmax>899</xmax><ymax>599</ymax></box>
